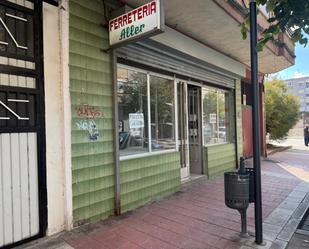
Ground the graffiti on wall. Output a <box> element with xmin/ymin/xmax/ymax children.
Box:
<box><xmin>76</xmin><ymin>104</ymin><xmax>104</xmax><ymax>141</ymax></box>
<box><xmin>76</xmin><ymin>104</ymin><xmax>103</xmax><ymax>119</ymax></box>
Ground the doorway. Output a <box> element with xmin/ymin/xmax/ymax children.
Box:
<box><xmin>178</xmin><ymin>81</ymin><xmax>189</xmax><ymax>179</ymax></box>
<box><xmin>188</xmin><ymin>85</ymin><xmax>203</xmax><ymax>174</ymax></box>
<box><xmin>178</xmin><ymin>82</ymin><xmax>203</xmax><ymax>180</ymax></box>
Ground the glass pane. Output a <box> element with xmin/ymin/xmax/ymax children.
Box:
<box><xmin>202</xmin><ymin>87</ymin><xmax>218</xmax><ymax>144</ymax></box>
<box><xmin>202</xmin><ymin>87</ymin><xmax>230</xmax><ymax>145</ymax></box>
<box><xmin>150</xmin><ymin>75</ymin><xmax>175</xmax><ymax>151</ymax></box>
<box><xmin>117</xmin><ymin>68</ymin><xmax>149</xmax><ymax>156</ymax></box>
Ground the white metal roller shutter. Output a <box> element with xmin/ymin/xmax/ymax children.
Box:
<box><xmin>116</xmin><ymin>40</ymin><xmax>236</xmax><ymax>89</ymax></box>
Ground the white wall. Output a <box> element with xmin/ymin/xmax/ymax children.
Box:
<box><xmin>43</xmin><ymin>2</ymin><xmax>72</xmax><ymax>235</ymax></box>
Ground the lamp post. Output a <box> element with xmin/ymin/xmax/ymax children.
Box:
<box><xmin>249</xmin><ymin>0</ymin><xmax>263</xmax><ymax>245</ymax></box>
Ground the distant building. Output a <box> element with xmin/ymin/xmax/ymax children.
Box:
<box><xmin>285</xmin><ymin>76</ymin><xmax>309</xmax><ymax>113</ymax></box>
<box><xmin>285</xmin><ymin>77</ymin><xmax>309</xmax><ymax>135</ymax></box>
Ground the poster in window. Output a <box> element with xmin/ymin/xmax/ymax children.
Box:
<box><xmin>209</xmin><ymin>113</ymin><xmax>217</xmax><ymax>124</ymax></box>
<box><xmin>129</xmin><ymin>113</ymin><xmax>144</xmax><ymax>129</ymax></box>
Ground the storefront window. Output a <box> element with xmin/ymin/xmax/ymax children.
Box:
<box><xmin>150</xmin><ymin>75</ymin><xmax>176</xmax><ymax>151</ymax></box>
<box><xmin>202</xmin><ymin>87</ymin><xmax>230</xmax><ymax>145</ymax></box>
<box><xmin>118</xmin><ymin>68</ymin><xmax>149</xmax><ymax>156</ymax></box>
<box><xmin>117</xmin><ymin>67</ymin><xmax>176</xmax><ymax>157</ymax></box>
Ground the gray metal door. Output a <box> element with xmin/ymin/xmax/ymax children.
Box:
<box><xmin>188</xmin><ymin>85</ymin><xmax>202</xmax><ymax>174</ymax></box>
<box><xmin>0</xmin><ymin>1</ymin><xmax>46</xmax><ymax>248</ymax></box>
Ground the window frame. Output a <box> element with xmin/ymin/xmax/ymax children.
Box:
<box><xmin>201</xmin><ymin>85</ymin><xmax>233</xmax><ymax>147</ymax></box>
<box><xmin>118</xmin><ymin>64</ymin><xmax>178</xmax><ymax>160</ymax></box>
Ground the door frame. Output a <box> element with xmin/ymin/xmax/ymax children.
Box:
<box><xmin>187</xmin><ymin>84</ymin><xmax>203</xmax><ymax>175</ymax></box>
<box><xmin>177</xmin><ymin>81</ymin><xmax>190</xmax><ymax>179</ymax></box>
<box><xmin>0</xmin><ymin>1</ymin><xmax>47</xmax><ymax>248</ymax></box>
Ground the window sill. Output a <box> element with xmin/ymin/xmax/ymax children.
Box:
<box><xmin>120</xmin><ymin>149</ymin><xmax>178</xmax><ymax>161</ymax></box>
<box><xmin>203</xmin><ymin>142</ymin><xmax>234</xmax><ymax>148</ymax></box>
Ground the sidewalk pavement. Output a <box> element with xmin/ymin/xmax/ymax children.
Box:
<box><xmin>17</xmin><ymin>150</ymin><xmax>309</xmax><ymax>249</ymax></box>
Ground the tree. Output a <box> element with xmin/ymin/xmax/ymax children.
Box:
<box><xmin>265</xmin><ymin>78</ymin><xmax>300</xmax><ymax>140</ymax></box>
<box><xmin>241</xmin><ymin>0</ymin><xmax>309</xmax><ymax>48</ymax></box>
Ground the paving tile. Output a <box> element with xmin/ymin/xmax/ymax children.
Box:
<box><xmin>67</xmin><ymin>235</ymin><xmax>107</xmax><ymax>249</ymax></box>
<box><xmin>140</xmin><ymin>237</ymin><xmax>179</xmax><ymax>249</ymax></box>
<box><xmin>100</xmin><ymin>234</ymin><xmax>134</xmax><ymax>249</ymax></box>
<box><xmin>269</xmin><ymin>239</ymin><xmax>288</xmax><ymax>249</ymax></box>
<box><xmin>292</xmin><ymin>197</ymin><xmax>309</xmax><ymax>219</ymax></box>
<box><xmin>277</xmin><ymin>218</ymin><xmax>300</xmax><ymax>242</ymax></box>
<box><xmin>277</xmin><ymin>200</ymin><xmax>300</xmax><ymax>212</ymax></box>
<box><xmin>264</xmin><ymin>208</ymin><xmax>292</xmax><ymax>227</ymax></box>
<box><xmin>263</xmin><ymin>223</ymin><xmax>282</xmax><ymax>241</ymax></box>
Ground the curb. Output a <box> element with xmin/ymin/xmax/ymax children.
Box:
<box><xmin>240</xmin><ymin>182</ymin><xmax>309</xmax><ymax>249</ymax></box>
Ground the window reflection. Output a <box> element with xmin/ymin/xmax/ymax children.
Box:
<box><xmin>118</xmin><ymin>68</ymin><xmax>149</xmax><ymax>156</ymax></box>
<box><xmin>150</xmin><ymin>75</ymin><xmax>175</xmax><ymax>151</ymax></box>
<box><xmin>202</xmin><ymin>87</ymin><xmax>230</xmax><ymax>145</ymax></box>
<box><xmin>117</xmin><ymin>67</ymin><xmax>176</xmax><ymax>157</ymax></box>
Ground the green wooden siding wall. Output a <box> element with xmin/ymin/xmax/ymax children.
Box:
<box><xmin>69</xmin><ymin>0</ymin><xmax>114</xmax><ymax>225</ymax></box>
<box><xmin>204</xmin><ymin>80</ymin><xmax>242</xmax><ymax>178</ymax></box>
<box><xmin>204</xmin><ymin>144</ymin><xmax>236</xmax><ymax>178</ymax></box>
<box><xmin>120</xmin><ymin>152</ymin><xmax>181</xmax><ymax>212</ymax></box>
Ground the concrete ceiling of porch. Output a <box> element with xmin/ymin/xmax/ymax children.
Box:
<box><xmin>121</xmin><ymin>0</ymin><xmax>294</xmax><ymax>75</ymax></box>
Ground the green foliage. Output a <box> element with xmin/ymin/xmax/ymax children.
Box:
<box><xmin>242</xmin><ymin>0</ymin><xmax>309</xmax><ymax>48</ymax></box>
<box><xmin>265</xmin><ymin>78</ymin><xmax>300</xmax><ymax>140</ymax></box>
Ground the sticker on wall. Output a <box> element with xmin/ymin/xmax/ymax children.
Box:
<box><xmin>76</xmin><ymin>119</ymin><xmax>100</xmax><ymax>141</ymax></box>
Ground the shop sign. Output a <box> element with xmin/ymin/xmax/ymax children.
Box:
<box><xmin>209</xmin><ymin>113</ymin><xmax>217</xmax><ymax>124</ymax></box>
<box><xmin>129</xmin><ymin>113</ymin><xmax>144</xmax><ymax>129</ymax></box>
<box><xmin>109</xmin><ymin>0</ymin><xmax>164</xmax><ymax>47</ymax></box>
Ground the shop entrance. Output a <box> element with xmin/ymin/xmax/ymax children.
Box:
<box><xmin>188</xmin><ymin>85</ymin><xmax>203</xmax><ymax>174</ymax></box>
<box><xmin>178</xmin><ymin>81</ymin><xmax>189</xmax><ymax>179</ymax></box>
<box><xmin>178</xmin><ymin>82</ymin><xmax>203</xmax><ymax>180</ymax></box>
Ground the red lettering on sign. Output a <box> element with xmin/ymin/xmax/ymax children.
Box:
<box><xmin>132</xmin><ymin>9</ymin><xmax>138</xmax><ymax>21</ymax></box>
<box><xmin>143</xmin><ymin>5</ymin><xmax>148</xmax><ymax>17</ymax></box>
<box><xmin>109</xmin><ymin>0</ymin><xmax>159</xmax><ymax>32</ymax></box>
<box><xmin>150</xmin><ymin>1</ymin><xmax>156</xmax><ymax>14</ymax></box>
<box><xmin>128</xmin><ymin>12</ymin><xmax>132</xmax><ymax>24</ymax></box>
<box><xmin>122</xmin><ymin>16</ymin><xmax>126</xmax><ymax>26</ymax></box>
<box><xmin>118</xmin><ymin>16</ymin><xmax>123</xmax><ymax>28</ymax></box>
<box><xmin>137</xmin><ymin>8</ymin><xmax>142</xmax><ymax>20</ymax></box>
<box><xmin>114</xmin><ymin>18</ymin><xmax>118</xmax><ymax>29</ymax></box>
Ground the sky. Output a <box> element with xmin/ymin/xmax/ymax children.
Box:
<box><xmin>273</xmin><ymin>36</ymin><xmax>309</xmax><ymax>80</ymax></box>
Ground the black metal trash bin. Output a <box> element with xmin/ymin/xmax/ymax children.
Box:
<box><xmin>224</xmin><ymin>172</ymin><xmax>250</xmax><ymax>210</ymax></box>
